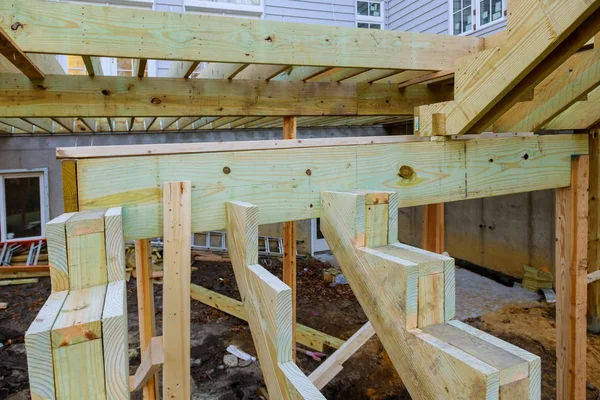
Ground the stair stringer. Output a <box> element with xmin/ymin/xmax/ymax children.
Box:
<box><xmin>320</xmin><ymin>190</ymin><xmax>541</xmax><ymax>400</ymax></box>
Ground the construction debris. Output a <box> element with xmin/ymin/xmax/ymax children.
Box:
<box><xmin>522</xmin><ymin>265</ymin><xmax>553</xmax><ymax>292</ymax></box>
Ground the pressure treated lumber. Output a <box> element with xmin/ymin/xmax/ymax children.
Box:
<box><xmin>0</xmin><ymin>74</ymin><xmax>452</xmax><ymax>117</ymax></box>
<box><xmin>494</xmin><ymin>47</ymin><xmax>600</xmax><ymax>133</ymax></box>
<box><xmin>46</xmin><ymin>212</ymin><xmax>74</xmax><ymax>292</ymax></box>
<box><xmin>320</xmin><ymin>190</ymin><xmax>540</xmax><ymax>399</ymax></box>
<box><xmin>283</xmin><ymin>116</ymin><xmax>297</xmax><ymax>361</ymax></box>
<box><xmin>546</xmin><ymin>85</ymin><xmax>600</xmax><ymax>130</ymax></box>
<box><xmin>103</xmin><ymin>280</ymin><xmax>129</xmax><ymax>399</ymax></box>
<box><xmin>131</xmin><ymin>336</ymin><xmax>164</xmax><ymax>393</ymax></box>
<box><xmin>190</xmin><ymin>284</ymin><xmax>345</xmax><ymax>351</ymax></box>
<box><xmin>62</xmin><ymin>160</ymin><xmax>79</xmax><ymax>213</ymax></box>
<box><xmin>162</xmin><ymin>181</ymin><xmax>191</xmax><ymax>399</ymax></box>
<box><xmin>556</xmin><ymin>155</ymin><xmax>589</xmax><ymax>400</ymax></box>
<box><xmin>422</xmin><ymin>203</ymin><xmax>444</xmax><ymax>253</ymax></box>
<box><xmin>226</xmin><ymin>201</ymin><xmax>325</xmax><ymax>399</ymax></box>
<box><xmin>71</xmin><ymin>135</ymin><xmax>588</xmax><ymax>240</ymax></box>
<box><xmin>0</xmin><ymin>25</ymin><xmax>44</xmax><ymax>79</ymax></box>
<box><xmin>105</xmin><ymin>207</ymin><xmax>125</xmax><ymax>283</ymax></box>
<box><xmin>25</xmin><ymin>290</ymin><xmax>68</xmax><ymax>400</ymax></box>
<box><xmin>82</xmin><ymin>56</ymin><xmax>103</xmax><ymax>77</ymax></box>
<box><xmin>51</xmin><ymin>285</ymin><xmax>106</xmax><ymax>348</ymax></box>
<box><xmin>1</xmin><ymin>0</ymin><xmax>481</xmax><ymax>70</ymax></box>
<box><xmin>589</xmin><ymin>131</ymin><xmax>600</xmax><ymax>332</ymax></box>
<box><xmin>308</xmin><ymin>322</ymin><xmax>375</xmax><ymax>390</ymax></box>
<box><xmin>53</xmin><ymin>339</ymin><xmax>106</xmax><ymax>399</ymax></box>
<box><xmin>135</xmin><ymin>239</ymin><xmax>159</xmax><ymax>400</ymax></box>
<box><xmin>415</xmin><ymin>0</ymin><xmax>600</xmax><ymax>136</ymax></box>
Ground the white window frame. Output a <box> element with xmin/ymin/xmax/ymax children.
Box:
<box><xmin>185</xmin><ymin>0</ymin><xmax>264</xmax><ymax>18</ymax></box>
<box><xmin>356</xmin><ymin>0</ymin><xmax>384</xmax><ymax>30</ymax></box>
<box><xmin>310</xmin><ymin>218</ymin><xmax>329</xmax><ymax>255</ymax></box>
<box><xmin>448</xmin><ymin>0</ymin><xmax>507</xmax><ymax>36</ymax></box>
<box><xmin>0</xmin><ymin>168</ymin><xmax>49</xmax><ymax>242</ymax></box>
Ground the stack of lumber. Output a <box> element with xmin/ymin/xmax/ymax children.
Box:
<box><xmin>522</xmin><ymin>265</ymin><xmax>553</xmax><ymax>292</ymax></box>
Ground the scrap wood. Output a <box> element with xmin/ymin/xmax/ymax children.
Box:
<box><xmin>0</xmin><ymin>278</ymin><xmax>39</xmax><ymax>286</ymax></box>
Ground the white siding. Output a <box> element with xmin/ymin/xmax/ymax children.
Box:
<box><xmin>264</xmin><ymin>0</ymin><xmax>355</xmax><ymax>27</ymax></box>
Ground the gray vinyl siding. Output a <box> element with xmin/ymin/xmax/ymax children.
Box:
<box><xmin>387</xmin><ymin>0</ymin><xmax>448</xmax><ymax>34</ymax></box>
<box><xmin>386</xmin><ymin>0</ymin><xmax>506</xmax><ymax>37</ymax></box>
<box><xmin>264</xmin><ymin>0</ymin><xmax>355</xmax><ymax>27</ymax></box>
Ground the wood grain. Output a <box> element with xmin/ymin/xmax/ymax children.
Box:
<box><xmin>46</xmin><ymin>212</ymin><xmax>74</xmax><ymax>292</ymax></box>
<box><xmin>103</xmin><ymin>280</ymin><xmax>129</xmax><ymax>399</ymax></box>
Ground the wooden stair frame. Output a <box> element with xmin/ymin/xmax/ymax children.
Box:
<box><xmin>320</xmin><ymin>190</ymin><xmax>541</xmax><ymax>400</ymax></box>
<box><xmin>25</xmin><ymin>208</ymin><xmax>129</xmax><ymax>399</ymax></box>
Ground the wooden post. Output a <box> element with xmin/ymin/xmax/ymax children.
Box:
<box><xmin>135</xmin><ymin>239</ymin><xmax>158</xmax><ymax>400</ymax></box>
<box><xmin>556</xmin><ymin>155</ymin><xmax>588</xmax><ymax>400</ymax></box>
<box><xmin>422</xmin><ymin>203</ymin><xmax>444</xmax><ymax>253</ymax></box>
<box><xmin>282</xmin><ymin>116</ymin><xmax>297</xmax><ymax>360</ymax></box>
<box><xmin>163</xmin><ymin>181</ymin><xmax>191</xmax><ymax>399</ymax></box>
<box><xmin>589</xmin><ymin>130</ymin><xmax>600</xmax><ymax>332</ymax></box>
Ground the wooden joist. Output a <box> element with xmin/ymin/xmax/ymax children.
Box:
<box><xmin>415</xmin><ymin>0</ymin><xmax>600</xmax><ymax>135</ymax></box>
<box><xmin>66</xmin><ymin>135</ymin><xmax>588</xmax><ymax>240</ymax></box>
<box><xmin>1</xmin><ymin>0</ymin><xmax>481</xmax><ymax>70</ymax></box>
<box><xmin>0</xmin><ymin>74</ymin><xmax>452</xmax><ymax>117</ymax></box>
<box><xmin>422</xmin><ymin>203</ymin><xmax>444</xmax><ymax>254</ymax></box>
<box><xmin>0</xmin><ymin>25</ymin><xmax>43</xmax><ymax>79</ymax></box>
<box><xmin>82</xmin><ymin>56</ymin><xmax>103</xmax><ymax>77</ymax></box>
<box><xmin>546</xmin><ymin>85</ymin><xmax>600</xmax><ymax>130</ymax></box>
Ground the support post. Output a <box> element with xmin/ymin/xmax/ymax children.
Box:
<box><xmin>589</xmin><ymin>130</ymin><xmax>600</xmax><ymax>332</ymax></box>
<box><xmin>556</xmin><ymin>155</ymin><xmax>589</xmax><ymax>400</ymax></box>
<box><xmin>422</xmin><ymin>203</ymin><xmax>444</xmax><ymax>253</ymax></box>
<box><xmin>162</xmin><ymin>181</ymin><xmax>191</xmax><ymax>399</ymax></box>
<box><xmin>135</xmin><ymin>239</ymin><xmax>158</xmax><ymax>400</ymax></box>
<box><xmin>282</xmin><ymin>116</ymin><xmax>297</xmax><ymax>360</ymax></box>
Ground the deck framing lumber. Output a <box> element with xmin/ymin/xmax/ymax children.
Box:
<box><xmin>422</xmin><ymin>203</ymin><xmax>444</xmax><ymax>253</ymax></box>
<box><xmin>1</xmin><ymin>0</ymin><xmax>481</xmax><ymax>70</ymax></box>
<box><xmin>0</xmin><ymin>74</ymin><xmax>452</xmax><ymax>117</ymax></box>
<box><xmin>0</xmin><ymin>25</ymin><xmax>44</xmax><ymax>79</ymax></box>
<box><xmin>131</xmin><ymin>336</ymin><xmax>164</xmax><ymax>393</ymax></box>
<box><xmin>162</xmin><ymin>181</ymin><xmax>192</xmax><ymax>399</ymax></box>
<box><xmin>68</xmin><ymin>135</ymin><xmax>588</xmax><ymax>240</ymax></box>
<box><xmin>415</xmin><ymin>0</ymin><xmax>600</xmax><ymax>136</ymax></box>
<box><xmin>589</xmin><ymin>130</ymin><xmax>600</xmax><ymax>332</ymax></box>
<box><xmin>556</xmin><ymin>155</ymin><xmax>589</xmax><ymax>400</ymax></box>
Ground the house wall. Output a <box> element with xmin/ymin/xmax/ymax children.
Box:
<box><xmin>264</xmin><ymin>0</ymin><xmax>356</xmax><ymax>26</ymax></box>
<box><xmin>386</xmin><ymin>0</ymin><xmax>506</xmax><ymax>37</ymax></box>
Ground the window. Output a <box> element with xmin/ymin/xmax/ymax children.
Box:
<box><xmin>451</xmin><ymin>0</ymin><xmax>506</xmax><ymax>35</ymax></box>
<box><xmin>0</xmin><ymin>170</ymin><xmax>49</xmax><ymax>242</ymax></box>
<box><xmin>356</xmin><ymin>1</ymin><xmax>384</xmax><ymax>30</ymax></box>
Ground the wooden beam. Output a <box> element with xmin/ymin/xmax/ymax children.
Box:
<box><xmin>2</xmin><ymin>0</ymin><xmax>482</xmax><ymax>70</ymax></box>
<box><xmin>46</xmin><ymin>213</ymin><xmax>74</xmax><ymax>292</ymax></box>
<box><xmin>308</xmin><ymin>322</ymin><xmax>375</xmax><ymax>390</ymax></box>
<box><xmin>589</xmin><ymin>130</ymin><xmax>600</xmax><ymax>332</ymax></box>
<box><xmin>67</xmin><ymin>135</ymin><xmax>588</xmax><ymax>240</ymax></box>
<box><xmin>282</xmin><ymin>116</ymin><xmax>297</xmax><ymax>362</ymax></box>
<box><xmin>556</xmin><ymin>155</ymin><xmax>588</xmax><ymax>400</ymax></box>
<box><xmin>415</xmin><ymin>1</ymin><xmax>600</xmax><ymax>136</ymax></box>
<box><xmin>0</xmin><ymin>74</ymin><xmax>452</xmax><ymax>117</ymax></box>
<box><xmin>226</xmin><ymin>201</ymin><xmax>325</xmax><ymax>399</ymax></box>
<box><xmin>135</xmin><ymin>239</ymin><xmax>158</xmax><ymax>400</ymax></box>
<box><xmin>397</xmin><ymin>68</ymin><xmax>454</xmax><ymax>88</ymax></box>
<box><xmin>422</xmin><ymin>203</ymin><xmax>444</xmax><ymax>253</ymax></box>
<box><xmin>0</xmin><ymin>25</ymin><xmax>43</xmax><ymax>79</ymax></box>
<box><xmin>130</xmin><ymin>336</ymin><xmax>163</xmax><ymax>392</ymax></box>
<box><xmin>104</xmin><ymin>207</ymin><xmax>125</xmax><ymax>283</ymax></box>
<box><xmin>190</xmin><ymin>284</ymin><xmax>344</xmax><ymax>351</ymax></box>
<box><xmin>494</xmin><ymin>48</ymin><xmax>600</xmax><ymax>133</ymax></box>
<box><xmin>162</xmin><ymin>181</ymin><xmax>191</xmax><ymax>399</ymax></box>
<box><xmin>81</xmin><ymin>56</ymin><xmax>103</xmax><ymax>77</ymax></box>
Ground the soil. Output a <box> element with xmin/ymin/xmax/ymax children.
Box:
<box><xmin>0</xmin><ymin>257</ymin><xmax>599</xmax><ymax>399</ymax></box>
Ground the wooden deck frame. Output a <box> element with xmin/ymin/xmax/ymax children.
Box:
<box><xmin>51</xmin><ymin>133</ymin><xmax>591</xmax><ymax>399</ymax></box>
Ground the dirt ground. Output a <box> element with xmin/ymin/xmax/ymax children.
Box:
<box><xmin>1</xmin><ymin>256</ymin><xmax>599</xmax><ymax>399</ymax></box>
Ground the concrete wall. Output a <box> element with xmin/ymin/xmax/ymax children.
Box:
<box><xmin>398</xmin><ymin>191</ymin><xmax>555</xmax><ymax>279</ymax></box>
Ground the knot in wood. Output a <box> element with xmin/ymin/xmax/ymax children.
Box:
<box><xmin>398</xmin><ymin>165</ymin><xmax>415</xmax><ymax>179</ymax></box>
<box><xmin>223</xmin><ymin>166</ymin><xmax>231</xmax><ymax>174</ymax></box>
